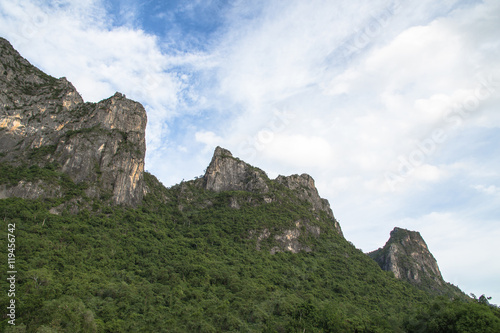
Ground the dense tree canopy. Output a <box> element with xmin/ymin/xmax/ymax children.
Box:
<box><xmin>1</xmin><ymin>170</ymin><xmax>499</xmax><ymax>332</ymax></box>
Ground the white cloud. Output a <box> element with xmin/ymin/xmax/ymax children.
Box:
<box><xmin>263</xmin><ymin>134</ymin><xmax>336</xmax><ymax>170</ymax></box>
<box><xmin>405</xmin><ymin>163</ymin><xmax>446</xmax><ymax>183</ymax></box>
<box><xmin>209</xmin><ymin>1</ymin><xmax>498</xmax><ymax>185</ymax></box>
<box><xmin>0</xmin><ymin>0</ymin><xmax>217</xmax><ymax>164</ymax></box>
<box><xmin>195</xmin><ymin>130</ymin><xmax>223</xmax><ymax>151</ymax></box>
<box><xmin>473</xmin><ymin>184</ymin><xmax>500</xmax><ymax>196</ymax></box>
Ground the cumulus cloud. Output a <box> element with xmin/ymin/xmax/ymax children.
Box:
<box><xmin>473</xmin><ymin>184</ymin><xmax>500</xmax><ymax>196</ymax></box>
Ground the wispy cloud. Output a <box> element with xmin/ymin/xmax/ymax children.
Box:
<box><xmin>473</xmin><ymin>184</ymin><xmax>500</xmax><ymax>196</ymax></box>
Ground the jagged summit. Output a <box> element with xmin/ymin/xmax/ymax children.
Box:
<box><xmin>1</xmin><ymin>37</ymin><xmax>489</xmax><ymax>332</ymax></box>
<box><xmin>276</xmin><ymin>174</ymin><xmax>336</xmax><ymax>218</ymax></box>
<box><xmin>213</xmin><ymin>145</ymin><xmax>232</xmax><ymax>157</ymax></box>
<box><xmin>0</xmin><ymin>37</ymin><xmax>146</xmax><ymax>206</ymax></box>
<box><xmin>202</xmin><ymin>146</ymin><xmax>343</xmax><ymax>235</ymax></box>
<box><xmin>203</xmin><ymin>146</ymin><xmax>270</xmax><ymax>193</ymax></box>
<box><xmin>368</xmin><ymin>227</ymin><xmax>446</xmax><ymax>293</ymax></box>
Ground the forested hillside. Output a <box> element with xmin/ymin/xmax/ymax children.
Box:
<box><xmin>1</xmin><ymin>170</ymin><xmax>499</xmax><ymax>332</ymax></box>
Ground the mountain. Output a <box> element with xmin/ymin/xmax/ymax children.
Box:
<box><xmin>0</xmin><ymin>37</ymin><xmax>146</xmax><ymax>206</ymax></box>
<box><xmin>202</xmin><ymin>146</ymin><xmax>343</xmax><ymax>237</ymax></box>
<box><xmin>1</xmin><ymin>37</ymin><xmax>499</xmax><ymax>332</ymax></box>
<box><xmin>368</xmin><ymin>227</ymin><xmax>463</xmax><ymax>297</ymax></box>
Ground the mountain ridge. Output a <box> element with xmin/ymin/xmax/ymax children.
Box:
<box><xmin>202</xmin><ymin>146</ymin><xmax>343</xmax><ymax>236</ymax></box>
<box><xmin>1</xmin><ymin>36</ymin><xmax>498</xmax><ymax>332</ymax></box>
<box><xmin>0</xmin><ymin>34</ymin><xmax>454</xmax><ymax>286</ymax></box>
<box><xmin>0</xmin><ymin>34</ymin><xmax>458</xmax><ymax>290</ymax></box>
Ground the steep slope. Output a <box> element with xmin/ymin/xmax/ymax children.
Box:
<box><xmin>368</xmin><ymin>227</ymin><xmax>462</xmax><ymax>296</ymax></box>
<box><xmin>275</xmin><ymin>173</ymin><xmax>342</xmax><ymax>236</ymax></box>
<box><xmin>0</xmin><ymin>37</ymin><xmax>146</xmax><ymax>206</ymax></box>
<box><xmin>1</xmin><ymin>158</ymin><xmax>436</xmax><ymax>332</ymax></box>
<box><xmin>187</xmin><ymin>146</ymin><xmax>343</xmax><ymax>254</ymax></box>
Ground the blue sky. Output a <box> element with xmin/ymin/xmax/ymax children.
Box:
<box><xmin>1</xmin><ymin>0</ymin><xmax>499</xmax><ymax>304</ymax></box>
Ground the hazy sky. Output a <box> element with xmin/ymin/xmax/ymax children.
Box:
<box><xmin>1</xmin><ymin>0</ymin><xmax>499</xmax><ymax>304</ymax></box>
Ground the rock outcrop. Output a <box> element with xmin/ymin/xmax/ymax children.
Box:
<box><xmin>203</xmin><ymin>146</ymin><xmax>270</xmax><ymax>193</ymax></box>
<box><xmin>0</xmin><ymin>37</ymin><xmax>146</xmax><ymax>206</ymax></box>
<box><xmin>203</xmin><ymin>146</ymin><xmax>343</xmax><ymax>243</ymax></box>
<box><xmin>252</xmin><ymin>220</ymin><xmax>321</xmax><ymax>254</ymax></box>
<box><xmin>368</xmin><ymin>227</ymin><xmax>445</xmax><ymax>291</ymax></box>
<box><xmin>276</xmin><ymin>173</ymin><xmax>342</xmax><ymax>235</ymax></box>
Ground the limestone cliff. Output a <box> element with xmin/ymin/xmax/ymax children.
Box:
<box><xmin>368</xmin><ymin>227</ymin><xmax>445</xmax><ymax>293</ymax></box>
<box><xmin>201</xmin><ymin>146</ymin><xmax>343</xmax><ymax>248</ymax></box>
<box><xmin>203</xmin><ymin>146</ymin><xmax>270</xmax><ymax>193</ymax></box>
<box><xmin>0</xmin><ymin>37</ymin><xmax>146</xmax><ymax>206</ymax></box>
<box><xmin>276</xmin><ymin>173</ymin><xmax>342</xmax><ymax>235</ymax></box>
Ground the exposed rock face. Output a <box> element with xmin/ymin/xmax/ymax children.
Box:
<box><xmin>0</xmin><ymin>37</ymin><xmax>146</xmax><ymax>206</ymax></box>
<box><xmin>276</xmin><ymin>173</ymin><xmax>342</xmax><ymax>235</ymax></box>
<box><xmin>0</xmin><ymin>181</ymin><xmax>62</xmax><ymax>200</ymax></box>
<box><xmin>203</xmin><ymin>146</ymin><xmax>270</xmax><ymax>193</ymax></box>
<box><xmin>204</xmin><ymin>146</ymin><xmax>343</xmax><ymax>241</ymax></box>
<box><xmin>252</xmin><ymin>220</ymin><xmax>321</xmax><ymax>254</ymax></box>
<box><xmin>368</xmin><ymin>227</ymin><xmax>444</xmax><ymax>290</ymax></box>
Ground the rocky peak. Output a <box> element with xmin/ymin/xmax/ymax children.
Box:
<box><xmin>0</xmin><ymin>37</ymin><xmax>146</xmax><ymax>206</ymax></box>
<box><xmin>202</xmin><ymin>147</ymin><xmax>343</xmax><ymax>236</ymax></box>
<box><xmin>368</xmin><ymin>227</ymin><xmax>445</xmax><ymax>292</ymax></box>
<box><xmin>275</xmin><ymin>173</ymin><xmax>329</xmax><ymax>213</ymax></box>
<box><xmin>276</xmin><ymin>173</ymin><xmax>342</xmax><ymax>235</ymax></box>
<box><xmin>203</xmin><ymin>146</ymin><xmax>270</xmax><ymax>193</ymax></box>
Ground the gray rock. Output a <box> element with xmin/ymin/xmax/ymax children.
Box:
<box><xmin>204</xmin><ymin>146</ymin><xmax>343</xmax><ymax>237</ymax></box>
<box><xmin>203</xmin><ymin>146</ymin><xmax>270</xmax><ymax>193</ymax></box>
<box><xmin>368</xmin><ymin>227</ymin><xmax>445</xmax><ymax>290</ymax></box>
<box><xmin>0</xmin><ymin>38</ymin><xmax>146</xmax><ymax>206</ymax></box>
<box><xmin>275</xmin><ymin>173</ymin><xmax>343</xmax><ymax>235</ymax></box>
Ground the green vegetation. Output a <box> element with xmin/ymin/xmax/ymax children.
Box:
<box><xmin>0</xmin><ymin>163</ymin><xmax>87</xmax><ymax>202</ymax></box>
<box><xmin>2</xmin><ymin>35</ymin><xmax>499</xmax><ymax>332</ymax></box>
<box><xmin>28</xmin><ymin>145</ymin><xmax>57</xmax><ymax>163</ymax></box>
<box><xmin>63</xmin><ymin>126</ymin><xmax>106</xmax><ymax>139</ymax></box>
<box><xmin>404</xmin><ymin>296</ymin><xmax>500</xmax><ymax>332</ymax></box>
<box><xmin>0</xmin><ymin>173</ymin><xmax>499</xmax><ymax>332</ymax></box>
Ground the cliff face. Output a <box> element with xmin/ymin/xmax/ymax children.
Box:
<box><xmin>368</xmin><ymin>227</ymin><xmax>445</xmax><ymax>292</ymax></box>
<box><xmin>201</xmin><ymin>146</ymin><xmax>343</xmax><ymax>248</ymax></box>
<box><xmin>203</xmin><ymin>146</ymin><xmax>270</xmax><ymax>193</ymax></box>
<box><xmin>275</xmin><ymin>173</ymin><xmax>342</xmax><ymax>235</ymax></box>
<box><xmin>0</xmin><ymin>38</ymin><xmax>146</xmax><ymax>206</ymax></box>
